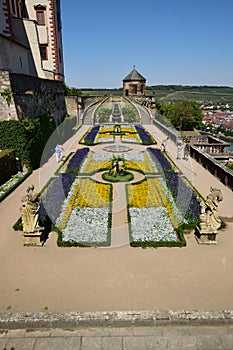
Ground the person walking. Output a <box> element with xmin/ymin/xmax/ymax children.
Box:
<box><xmin>183</xmin><ymin>142</ymin><xmax>190</xmax><ymax>160</ymax></box>
<box><xmin>55</xmin><ymin>144</ymin><xmax>62</xmax><ymax>163</ymax></box>
<box><xmin>177</xmin><ymin>143</ymin><xmax>183</xmax><ymax>159</ymax></box>
<box><xmin>161</xmin><ymin>136</ymin><xmax>169</xmax><ymax>152</ymax></box>
<box><xmin>58</xmin><ymin>144</ymin><xmax>65</xmax><ymax>160</ymax></box>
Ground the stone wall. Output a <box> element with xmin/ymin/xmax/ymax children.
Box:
<box><xmin>0</xmin><ymin>70</ymin><xmax>67</xmax><ymax>122</ymax></box>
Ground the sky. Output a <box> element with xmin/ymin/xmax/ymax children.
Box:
<box><xmin>61</xmin><ymin>0</ymin><xmax>233</xmax><ymax>88</ymax></box>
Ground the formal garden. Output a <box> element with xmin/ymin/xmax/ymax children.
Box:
<box><xmin>11</xmin><ymin>124</ymin><xmax>204</xmax><ymax>248</ymax></box>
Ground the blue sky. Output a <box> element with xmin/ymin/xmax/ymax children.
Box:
<box><xmin>61</xmin><ymin>0</ymin><xmax>233</xmax><ymax>88</ymax></box>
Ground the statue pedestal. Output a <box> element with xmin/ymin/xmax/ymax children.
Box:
<box><xmin>195</xmin><ymin>226</ymin><xmax>218</xmax><ymax>245</ymax></box>
<box><xmin>23</xmin><ymin>231</ymin><xmax>43</xmax><ymax>246</ymax></box>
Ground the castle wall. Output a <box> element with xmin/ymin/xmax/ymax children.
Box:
<box><xmin>0</xmin><ymin>70</ymin><xmax>66</xmax><ymax>122</ymax></box>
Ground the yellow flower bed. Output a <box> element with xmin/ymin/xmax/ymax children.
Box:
<box><xmin>127</xmin><ymin>178</ymin><xmax>180</xmax><ymax>227</ymax></box>
<box><xmin>74</xmin><ymin>178</ymin><xmax>111</xmax><ymax>208</ymax></box>
<box><xmin>95</xmin><ymin>132</ymin><xmax>114</xmax><ymax>143</ymax></box>
<box><xmin>128</xmin><ymin>178</ymin><xmax>163</xmax><ymax>207</ymax></box>
<box><xmin>80</xmin><ymin>152</ymin><xmax>111</xmax><ymax>174</ymax></box>
<box><xmin>125</xmin><ymin>152</ymin><xmax>155</xmax><ymax>173</ymax></box>
<box><xmin>121</xmin><ymin>126</ymin><xmax>135</xmax><ymax>133</ymax></box>
<box><xmin>99</xmin><ymin>126</ymin><xmax>114</xmax><ymax>133</ymax></box>
<box><xmin>121</xmin><ymin>133</ymin><xmax>140</xmax><ymax>143</ymax></box>
<box><xmin>58</xmin><ymin>178</ymin><xmax>111</xmax><ymax>229</ymax></box>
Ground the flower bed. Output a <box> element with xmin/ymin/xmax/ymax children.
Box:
<box><xmin>147</xmin><ymin>147</ymin><xmax>179</xmax><ymax>173</ymax></box>
<box><xmin>80</xmin><ymin>124</ymin><xmax>157</xmax><ymax>145</ymax></box>
<box><xmin>0</xmin><ymin>171</ymin><xmax>31</xmax><ymax>202</ymax></box>
<box><xmin>79</xmin><ymin>125</ymin><xmax>100</xmax><ymax>145</ymax></box>
<box><xmin>66</xmin><ymin>147</ymin><xmax>90</xmax><ymax>174</ymax></box>
<box><xmin>127</xmin><ymin>173</ymin><xmax>202</xmax><ymax>247</ymax></box>
<box><xmin>134</xmin><ymin>124</ymin><xmax>156</xmax><ymax>145</ymax></box>
<box><xmin>124</xmin><ymin>151</ymin><xmax>159</xmax><ymax>174</ymax></box>
<box><xmin>121</xmin><ymin>133</ymin><xmax>140</xmax><ymax>143</ymax></box>
<box><xmin>38</xmin><ymin>173</ymin><xmax>76</xmax><ymax>225</ymax></box>
<box><xmin>80</xmin><ymin>151</ymin><xmax>112</xmax><ymax>175</ymax></box>
<box><xmin>55</xmin><ymin>178</ymin><xmax>112</xmax><ymax>246</ymax></box>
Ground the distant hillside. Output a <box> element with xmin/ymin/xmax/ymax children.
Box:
<box><xmin>80</xmin><ymin>86</ymin><xmax>233</xmax><ymax>105</ymax></box>
<box><xmin>147</xmin><ymin>85</ymin><xmax>233</xmax><ymax>105</ymax></box>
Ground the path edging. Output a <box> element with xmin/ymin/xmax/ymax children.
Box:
<box><xmin>0</xmin><ymin>310</ymin><xmax>233</xmax><ymax>329</ymax></box>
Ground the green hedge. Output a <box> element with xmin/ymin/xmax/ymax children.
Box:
<box><xmin>0</xmin><ymin>115</ymin><xmax>76</xmax><ymax>170</ymax></box>
<box><xmin>0</xmin><ymin>149</ymin><xmax>17</xmax><ymax>185</ymax></box>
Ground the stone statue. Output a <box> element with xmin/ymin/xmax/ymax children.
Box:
<box><xmin>21</xmin><ymin>185</ymin><xmax>43</xmax><ymax>234</ymax></box>
<box><xmin>199</xmin><ymin>186</ymin><xmax>223</xmax><ymax>232</ymax></box>
<box><xmin>109</xmin><ymin>154</ymin><xmax>126</xmax><ymax>177</ymax></box>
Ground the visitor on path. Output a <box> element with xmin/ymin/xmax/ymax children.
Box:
<box><xmin>183</xmin><ymin>142</ymin><xmax>190</xmax><ymax>160</ymax></box>
<box><xmin>55</xmin><ymin>144</ymin><xmax>63</xmax><ymax>162</ymax></box>
<box><xmin>58</xmin><ymin>144</ymin><xmax>65</xmax><ymax>160</ymax></box>
<box><xmin>176</xmin><ymin>143</ymin><xmax>183</xmax><ymax>159</ymax></box>
<box><xmin>161</xmin><ymin>137</ymin><xmax>169</xmax><ymax>152</ymax></box>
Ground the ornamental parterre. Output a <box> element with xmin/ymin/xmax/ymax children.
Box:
<box><xmin>36</xmin><ymin>137</ymin><xmax>202</xmax><ymax>247</ymax></box>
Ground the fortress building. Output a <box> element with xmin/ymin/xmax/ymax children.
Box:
<box><xmin>123</xmin><ymin>66</ymin><xmax>146</xmax><ymax>96</ymax></box>
<box><xmin>0</xmin><ymin>0</ymin><xmax>64</xmax><ymax>81</ymax></box>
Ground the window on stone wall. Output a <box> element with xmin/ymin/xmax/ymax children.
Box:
<box><xmin>36</xmin><ymin>9</ymin><xmax>45</xmax><ymax>25</ymax></box>
<box><xmin>17</xmin><ymin>0</ymin><xmax>23</xmax><ymax>17</ymax></box>
<box><xmin>11</xmin><ymin>0</ymin><xmax>16</xmax><ymax>15</ymax></box>
<box><xmin>39</xmin><ymin>45</ymin><xmax>48</xmax><ymax>60</ymax></box>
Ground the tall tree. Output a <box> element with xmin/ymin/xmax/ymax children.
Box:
<box><xmin>167</xmin><ymin>100</ymin><xmax>203</xmax><ymax>131</ymax></box>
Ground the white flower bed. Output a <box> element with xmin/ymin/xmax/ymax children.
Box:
<box><xmin>91</xmin><ymin>152</ymin><xmax>113</xmax><ymax>162</ymax></box>
<box><xmin>97</xmin><ymin>137</ymin><xmax>114</xmax><ymax>143</ymax></box>
<box><xmin>0</xmin><ymin>171</ymin><xmax>28</xmax><ymax>199</ymax></box>
<box><xmin>122</xmin><ymin>137</ymin><xmax>138</xmax><ymax>143</ymax></box>
<box><xmin>124</xmin><ymin>152</ymin><xmax>145</xmax><ymax>162</ymax></box>
<box><xmin>129</xmin><ymin>207</ymin><xmax>178</xmax><ymax>242</ymax></box>
<box><xmin>145</xmin><ymin>150</ymin><xmax>159</xmax><ymax>173</ymax></box>
<box><xmin>62</xmin><ymin>207</ymin><xmax>109</xmax><ymax>243</ymax></box>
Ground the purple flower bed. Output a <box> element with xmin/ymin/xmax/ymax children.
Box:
<box><xmin>135</xmin><ymin>124</ymin><xmax>154</xmax><ymax>145</ymax></box>
<box><xmin>84</xmin><ymin>125</ymin><xmax>100</xmax><ymax>145</ymax></box>
<box><xmin>148</xmin><ymin>147</ymin><xmax>201</xmax><ymax>224</ymax></box>
<box><xmin>148</xmin><ymin>147</ymin><xmax>174</xmax><ymax>172</ymax></box>
<box><xmin>66</xmin><ymin>147</ymin><xmax>89</xmax><ymax>174</ymax></box>
<box><xmin>164</xmin><ymin>172</ymin><xmax>202</xmax><ymax>224</ymax></box>
<box><xmin>39</xmin><ymin>173</ymin><xmax>76</xmax><ymax>224</ymax></box>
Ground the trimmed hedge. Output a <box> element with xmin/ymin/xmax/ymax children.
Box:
<box><xmin>0</xmin><ymin>115</ymin><xmax>77</xmax><ymax>170</ymax></box>
<box><xmin>0</xmin><ymin>149</ymin><xmax>17</xmax><ymax>185</ymax></box>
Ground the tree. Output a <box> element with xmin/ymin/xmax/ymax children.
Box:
<box><xmin>167</xmin><ymin>100</ymin><xmax>203</xmax><ymax>131</ymax></box>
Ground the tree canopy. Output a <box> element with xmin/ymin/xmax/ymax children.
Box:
<box><xmin>156</xmin><ymin>100</ymin><xmax>203</xmax><ymax>131</ymax></box>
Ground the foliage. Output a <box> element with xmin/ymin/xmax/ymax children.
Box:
<box><xmin>22</xmin><ymin>115</ymin><xmax>56</xmax><ymax>168</ymax></box>
<box><xmin>0</xmin><ymin>120</ymin><xmax>32</xmax><ymax>168</ymax></box>
<box><xmin>63</xmin><ymin>83</ymin><xmax>86</xmax><ymax>96</ymax></box>
<box><xmin>0</xmin><ymin>170</ymin><xmax>31</xmax><ymax>202</ymax></box>
<box><xmin>97</xmin><ymin>106</ymin><xmax>111</xmax><ymax>123</ymax></box>
<box><xmin>0</xmin><ymin>114</ymin><xmax>77</xmax><ymax>170</ymax></box>
<box><xmin>167</xmin><ymin>101</ymin><xmax>202</xmax><ymax>130</ymax></box>
<box><xmin>156</xmin><ymin>100</ymin><xmax>203</xmax><ymax>131</ymax></box>
<box><xmin>102</xmin><ymin>171</ymin><xmax>134</xmax><ymax>182</ymax></box>
<box><xmin>122</xmin><ymin>105</ymin><xmax>138</xmax><ymax>122</ymax></box>
<box><xmin>226</xmin><ymin>163</ymin><xmax>233</xmax><ymax>170</ymax></box>
<box><xmin>0</xmin><ymin>88</ymin><xmax>12</xmax><ymax>106</ymax></box>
